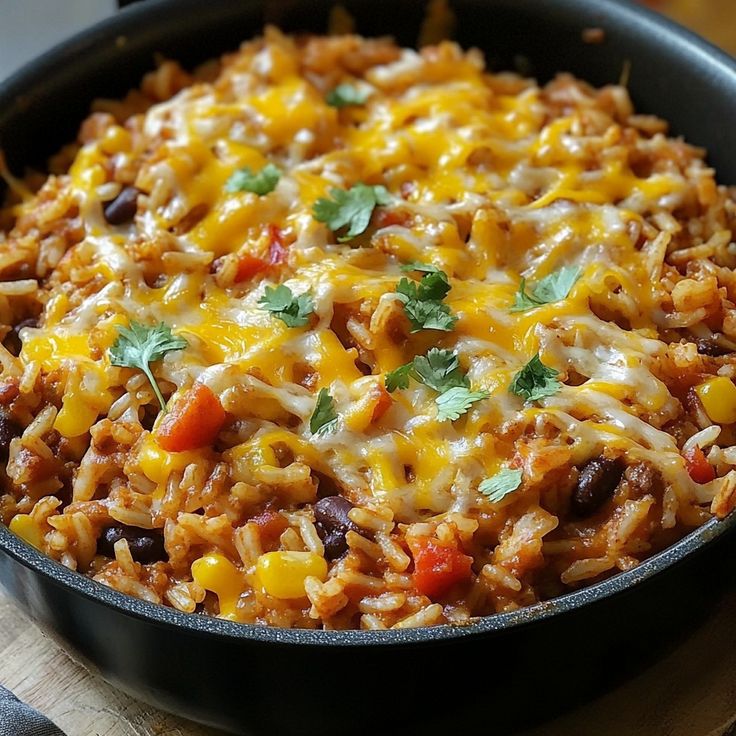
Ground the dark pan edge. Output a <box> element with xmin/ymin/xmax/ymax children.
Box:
<box><xmin>0</xmin><ymin>0</ymin><xmax>735</xmax><ymax>647</ymax></box>
<box><xmin>0</xmin><ymin>512</ymin><xmax>732</xmax><ymax>646</ymax></box>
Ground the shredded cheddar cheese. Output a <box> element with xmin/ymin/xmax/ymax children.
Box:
<box><xmin>2</xmin><ymin>29</ymin><xmax>735</xmax><ymax>629</ymax></box>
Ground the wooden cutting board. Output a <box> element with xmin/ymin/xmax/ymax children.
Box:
<box><xmin>0</xmin><ymin>585</ymin><xmax>735</xmax><ymax>736</ymax></box>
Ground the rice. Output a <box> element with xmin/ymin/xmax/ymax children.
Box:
<box><xmin>1</xmin><ymin>27</ymin><xmax>735</xmax><ymax>630</ymax></box>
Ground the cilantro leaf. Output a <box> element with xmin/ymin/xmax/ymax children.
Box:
<box><xmin>225</xmin><ymin>163</ymin><xmax>281</xmax><ymax>196</ymax></box>
<box><xmin>509</xmin><ymin>354</ymin><xmax>561</xmax><ymax>402</ymax></box>
<box><xmin>399</xmin><ymin>261</ymin><xmax>441</xmax><ymax>274</ymax></box>
<box><xmin>510</xmin><ymin>266</ymin><xmax>581</xmax><ymax>313</ymax></box>
<box><xmin>312</xmin><ymin>184</ymin><xmax>391</xmax><ymax>241</ymax></box>
<box><xmin>478</xmin><ymin>468</ymin><xmax>523</xmax><ymax>502</ymax></box>
<box><xmin>310</xmin><ymin>388</ymin><xmax>338</xmax><ymax>435</ymax></box>
<box><xmin>435</xmin><ymin>387</ymin><xmax>490</xmax><ymax>422</ymax></box>
<box><xmin>385</xmin><ymin>363</ymin><xmax>413</xmax><ymax>392</ymax></box>
<box><xmin>411</xmin><ymin>348</ymin><xmax>468</xmax><ymax>393</ymax></box>
<box><xmin>108</xmin><ymin>321</ymin><xmax>188</xmax><ymax>411</ymax></box>
<box><xmin>396</xmin><ymin>272</ymin><xmax>450</xmax><ymax>302</ymax></box>
<box><xmin>402</xmin><ymin>299</ymin><xmax>457</xmax><ymax>333</ymax></box>
<box><xmin>326</xmin><ymin>84</ymin><xmax>369</xmax><ymax>108</ymax></box>
<box><xmin>386</xmin><ymin>348</ymin><xmax>488</xmax><ymax>420</ymax></box>
<box><xmin>395</xmin><ymin>270</ymin><xmax>456</xmax><ymax>333</ymax></box>
<box><xmin>258</xmin><ymin>284</ymin><xmax>314</xmax><ymax>327</ymax></box>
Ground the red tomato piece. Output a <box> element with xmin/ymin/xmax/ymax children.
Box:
<box><xmin>235</xmin><ymin>253</ymin><xmax>268</xmax><ymax>282</ymax></box>
<box><xmin>684</xmin><ymin>446</ymin><xmax>715</xmax><ymax>484</ymax></box>
<box><xmin>268</xmin><ymin>224</ymin><xmax>287</xmax><ymax>265</ymax></box>
<box><xmin>156</xmin><ymin>383</ymin><xmax>226</xmax><ymax>452</ymax></box>
<box><xmin>369</xmin><ymin>383</ymin><xmax>393</xmax><ymax>423</ymax></box>
<box><xmin>410</xmin><ymin>537</ymin><xmax>473</xmax><ymax>599</ymax></box>
<box><xmin>374</xmin><ymin>209</ymin><xmax>410</xmax><ymax>228</ymax></box>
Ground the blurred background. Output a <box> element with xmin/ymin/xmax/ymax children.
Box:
<box><xmin>0</xmin><ymin>0</ymin><xmax>735</xmax><ymax>81</ymax></box>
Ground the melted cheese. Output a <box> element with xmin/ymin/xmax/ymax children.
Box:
<box><xmin>19</xmin><ymin>31</ymin><xmax>708</xmax><ymax>521</ymax></box>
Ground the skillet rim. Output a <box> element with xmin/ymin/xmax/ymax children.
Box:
<box><xmin>1</xmin><ymin>0</ymin><xmax>736</xmax><ymax>646</ymax></box>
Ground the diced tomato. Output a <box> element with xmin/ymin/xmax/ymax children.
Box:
<box><xmin>369</xmin><ymin>383</ymin><xmax>393</xmax><ymax>423</ymax></box>
<box><xmin>374</xmin><ymin>209</ymin><xmax>410</xmax><ymax>228</ymax></box>
<box><xmin>267</xmin><ymin>224</ymin><xmax>287</xmax><ymax>265</ymax></box>
<box><xmin>234</xmin><ymin>253</ymin><xmax>268</xmax><ymax>282</ymax></box>
<box><xmin>409</xmin><ymin>537</ymin><xmax>473</xmax><ymax>599</ymax></box>
<box><xmin>156</xmin><ymin>382</ymin><xmax>226</xmax><ymax>452</ymax></box>
<box><xmin>684</xmin><ymin>446</ymin><xmax>715</xmax><ymax>484</ymax></box>
<box><xmin>251</xmin><ymin>509</ymin><xmax>289</xmax><ymax>548</ymax></box>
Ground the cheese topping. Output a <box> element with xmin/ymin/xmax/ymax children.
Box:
<box><xmin>3</xmin><ymin>29</ymin><xmax>733</xmax><ymax>628</ymax></box>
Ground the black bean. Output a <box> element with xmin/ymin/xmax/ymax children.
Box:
<box><xmin>314</xmin><ymin>496</ymin><xmax>358</xmax><ymax>560</ymax></box>
<box><xmin>695</xmin><ymin>337</ymin><xmax>732</xmax><ymax>357</ymax></box>
<box><xmin>97</xmin><ymin>525</ymin><xmax>166</xmax><ymax>564</ymax></box>
<box><xmin>571</xmin><ymin>456</ymin><xmax>625</xmax><ymax>517</ymax></box>
<box><xmin>3</xmin><ymin>317</ymin><xmax>37</xmax><ymax>357</ymax></box>
<box><xmin>103</xmin><ymin>186</ymin><xmax>139</xmax><ymax>225</ymax></box>
<box><xmin>0</xmin><ymin>410</ymin><xmax>22</xmax><ymax>457</ymax></box>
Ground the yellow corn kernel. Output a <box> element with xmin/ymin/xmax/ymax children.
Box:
<box><xmin>9</xmin><ymin>514</ymin><xmax>42</xmax><ymax>549</ymax></box>
<box><xmin>54</xmin><ymin>398</ymin><xmax>99</xmax><ymax>438</ymax></box>
<box><xmin>191</xmin><ymin>553</ymin><xmax>244</xmax><ymax>620</ymax></box>
<box><xmin>138</xmin><ymin>436</ymin><xmax>199</xmax><ymax>485</ymax></box>
<box><xmin>100</xmin><ymin>125</ymin><xmax>131</xmax><ymax>155</ymax></box>
<box><xmin>256</xmin><ymin>551</ymin><xmax>327</xmax><ymax>599</ymax></box>
<box><xmin>695</xmin><ymin>376</ymin><xmax>736</xmax><ymax>425</ymax></box>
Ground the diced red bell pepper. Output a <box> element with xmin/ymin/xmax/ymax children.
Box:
<box><xmin>235</xmin><ymin>253</ymin><xmax>268</xmax><ymax>282</ymax></box>
<box><xmin>409</xmin><ymin>537</ymin><xmax>473</xmax><ymax>599</ymax></box>
<box><xmin>268</xmin><ymin>224</ymin><xmax>287</xmax><ymax>265</ymax></box>
<box><xmin>684</xmin><ymin>446</ymin><xmax>715</xmax><ymax>484</ymax></box>
<box><xmin>156</xmin><ymin>382</ymin><xmax>226</xmax><ymax>452</ymax></box>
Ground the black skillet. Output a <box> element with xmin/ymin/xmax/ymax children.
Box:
<box><xmin>1</xmin><ymin>1</ymin><xmax>736</xmax><ymax>734</ymax></box>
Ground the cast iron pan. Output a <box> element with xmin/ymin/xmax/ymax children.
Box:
<box><xmin>1</xmin><ymin>1</ymin><xmax>736</xmax><ymax>734</ymax></box>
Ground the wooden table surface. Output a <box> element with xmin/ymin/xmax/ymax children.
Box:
<box><xmin>1</xmin><ymin>583</ymin><xmax>735</xmax><ymax>736</ymax></box>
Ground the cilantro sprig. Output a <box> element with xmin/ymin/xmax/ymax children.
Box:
<box><xmin>313</xmin><ymin>183</ymin><xmax>391</xmax><ymax>241</ymax></box>
<box><xmin>310</xmin><ymin>388</ymin><xmax>338</xmax><ymax>435</ymax></box>
<box><xmin>225</xmin><ymin>163</ymin><xmax>281</xmax><ymax>196</ymax></box>
<box><xmin>436</xmin><ymin>388</ymin><xmax>490</xmax><ymax>422</ymax></box>
<box><xmin>109</xmin><ymin>321</ymin><xmax>188</xmax><ymax>412</ymax></box>
<box><xmin>510</xmin><ymin>266</ymin><xmax>581</xmax><ymax>313</ymax></box>
<box><xmin>410</xmin><ymin>348</ymin><xmax>468</xmax><ymax>392</ymax></box>
<box><xmin>259</xmin><ymin>284</ymin><xmax>314</xmax><ymax>327</ymax></box>
<box><xmin>395</xmin><ymin>269</ymin><xmax>457</xmax><ymax>333</ymax></box>
<box><xmin>385</xmin><ymin>348</ymin><xmax>488</xmax><ymax>422</ymax></box>
<box><xmin>326</xmin><ymin>84</ymin><xmax>369</xmax><ymax>108</ymax></box>
<box><xmin>478</xmin><ymin>468</ymin><xmax>523</xmax><ymax>503</ymax></box>
<box><xmin>509</xmin><ymin>354</ymin><xmax>561</xmax><ymax>403</ymax></box>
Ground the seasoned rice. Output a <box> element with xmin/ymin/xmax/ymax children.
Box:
<box><xmin>1</xmin><ymin>27</ymin><xmax>736</xmax><ymax>630</ymax></box>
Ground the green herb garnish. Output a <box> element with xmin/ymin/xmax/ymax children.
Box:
<box><xmin>313</xmin><ymin>183</ymin><xmax>391</xmax><ymax>241</ymax></box>
<box><xmin>310</xmin><ymin>388</ymin><xmax>338</xmax><ymax>435</ymax></box>
<box><xmin>395</xmin><ymin>270</ymin><xmax>457</xmax><ymax>333</ymax></box>
<box><xmin>410</xmin><ymin>348</ymin><xmax>468</xmax><ymax>393</ymax></box>
<box><xmin>478</xmin><ymin>468</ymin><xmax>523</xmax><ymax>502</ymax></box>
<box><xmin>258</xmin><ymin>284</ymin><xmax>314</xmax><ymax>327</ymax></box>
<box><xmin>435</xmin><ymin>387</ymin><xmax>490</xmax><ymax>422</ymax></box>
<box><xmin>510</xmin><ymin>266</ymin><xmax>581</xmax><ymax>312</ymax></box>
<box><xmin>108</xmin><ymin>321</ymin><xmax>188</xmax><ymax>412</ymax></box>
<box><xmin>326</xmin><ymin>84</ymin><xmax>369</xmax><ymax>108</ymax></box>
<box><xmin>385</xmin><ymin>363</ymin><xmax>413</xmax><ymax>393</ymax></box>
<box><xmin>509</xmin><ymin>354</ymin><xmax>561</xmax><ymax>402</ymax></box>
<box><xmin>385</xmin><ymin>348</ymin><xmax>488</xmax><ymax>422</ymax></box>
<box><xmin>225</xmin><ymin>163</ymin><xmax>281</xmax><ymax>196</ymax></box>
